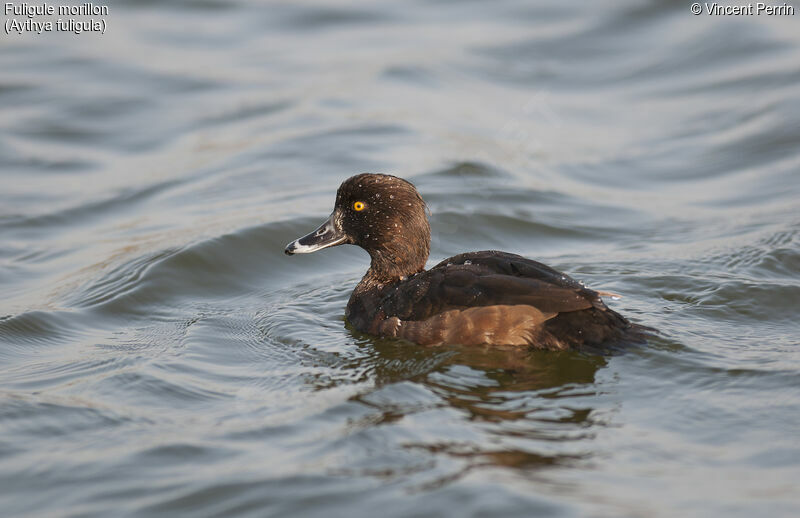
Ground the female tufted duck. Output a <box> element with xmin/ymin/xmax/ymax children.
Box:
<box><xmin>285</xmin><ymin>173</ymin><xmax>647</xmax><ymax>350</ymax></box>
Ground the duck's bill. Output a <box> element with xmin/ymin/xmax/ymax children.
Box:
<box><xmin>285</xmin><ymin>213</ymin><xmax>347</xmax><ymax>255</ymax></box>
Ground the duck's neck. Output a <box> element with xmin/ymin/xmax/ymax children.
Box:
<box><xmin>346</xmin><ymin>247</ymin><xmax>427</xmax><ymax>332</ymax></box>
<box><xmin>345</xmin><ymin>228</ymin><xmax>429</xmax><ymax>332</ymax></box>
<box><xmin>363</xmin><ymin>249</ymin><xmax>426</xmax><ymax>288</ymax></box>
<box><xmin>357</xmin><ymin>231</ymin><xmax>429</xmax><ymax>288</ymax></box>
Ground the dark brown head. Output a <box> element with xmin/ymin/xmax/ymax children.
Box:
<box><xmin>285</xmin><ymin>174</ymin><xmax>431</xmax><ymax>281</ymax></box>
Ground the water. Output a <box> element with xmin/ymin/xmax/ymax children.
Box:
<box><xmin>1</xmin><ymin>1</ymin><xmax>799</xmax><ymax>516</ymax></box>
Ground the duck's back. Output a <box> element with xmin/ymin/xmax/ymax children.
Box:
<box><xmin>362</xmin><ymin>251</ymin><xmax>641</xmax><ymax>350</ymax></box>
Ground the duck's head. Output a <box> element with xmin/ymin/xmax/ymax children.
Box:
<box><xmin>285</xmin><ymin>173</ymin><xmax>431</xmax><ymax>281</ymax></box>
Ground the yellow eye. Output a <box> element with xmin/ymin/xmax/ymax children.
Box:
<box><xmin>353</xmin><ymin>201</ymin><xmax>365</xmax><ymax>211</ymax></box>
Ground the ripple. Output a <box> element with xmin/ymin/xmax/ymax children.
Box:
<box><xmin>0</xmin><ymin>310</ymin><xmax>88</xmax><ymax>352</ymax></box>
<box><xmin>380</xmin><ymin>65</ymin><xmax>440</xmax><ymax>87</ymax></box>
<box><xmin>68</xmin><ymin>221</ymin><xmax>309</xmax><ymax>312</ymax></box>
<box><xmin>704</xmin><ymin>226</ymin><xmax>800</xmax><ymax>280</ymax></box>
<box><xmin>197</xmin><ymin>100</ymin><xmax>293</xmax><ymax>128</ymax></box>
<box><xmin>0</xmin><ymin>394</ymin><xmax>133</xmax><ymax>440</ymax></box>
<box><xmin>1</xmin><ymin>178</ymin><xmax>184</xmax><ymax>236</ymax></box>
<box><xmin>275</xmin><ymin>5</ymin><xmax>395</xmax><ymax>30</ymax></box>
<box><xmin>94</xmin><ymin>370</ymin><xmax>229</xmax><ymax>408</ymax></box>
<box><xmin>425</xmin><ymin>161</ymin><xmax>511</xmax><ymax>179</ymax></box>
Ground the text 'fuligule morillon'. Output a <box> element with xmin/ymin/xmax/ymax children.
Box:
<box><xmin>4</xmin><ymin>2</ymin><xmax>109</xmax><ymax>17</ymax></box>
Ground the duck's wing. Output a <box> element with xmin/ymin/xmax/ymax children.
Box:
<box><xmin>433</xmin><ymin>251</ymin><xmax>590</xmax><ymax>293</ymax></box>
<box><xmin>370</xmin><ymin>251</ymin><xmax>638</xmax><ymax>348</ymax></box>
<box><xmin>383</xmin><ymin>251</ymin><xmax>602</xmax><ymax>320</ymax></box>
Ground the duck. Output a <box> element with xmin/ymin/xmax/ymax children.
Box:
<box><xmin>285</xmin><ymin>173</ymin><xmax>648</xmax><ymax>350</ymax></box>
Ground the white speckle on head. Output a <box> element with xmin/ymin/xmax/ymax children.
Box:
<box><xmin>464</xmin><ymin>260</ymin><xmax>472</xmax><ymax>265</ymax></box>
<box><xmin>389</xmin><ymin>194</ymin><xmax>394</xmax><ymax>199</ymax></box>
<box><xmin>375</xmin><ymin>193</ymin><xmax>380</xmax><ymax>198</ymax></box>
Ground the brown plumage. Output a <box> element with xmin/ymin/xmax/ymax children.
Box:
<box><xmin>285</xmin><ymin>173</ymin><xmax>649</xmax><ymax>350</ymax></box>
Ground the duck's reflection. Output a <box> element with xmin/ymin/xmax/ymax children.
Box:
<box><xmin>346</xmin><ymin>332</ymin><xmax>610</xmax><ymax>485</ymax></box>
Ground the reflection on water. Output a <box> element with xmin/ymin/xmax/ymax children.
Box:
<box><xmin>409</xmin><ymin>348</ymin><xmax>606</xmax><ymax>476</ymax></box>
<box><xmin>329</xmin><ymin>335</ymin><xmax>610</xmax><ymax>490</ymax></box>
<box><xmin>2</xmin><ymin>0</ymin><xmax>800</xmax><ymax>516</ymax></box>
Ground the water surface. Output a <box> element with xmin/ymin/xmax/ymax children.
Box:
<box><xmin>1</xmin><ymin>1</ymin><xmax>799</xmax><ymax>516</ymax></box>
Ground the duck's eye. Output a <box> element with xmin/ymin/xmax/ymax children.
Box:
<box><xmin>353</xmin><ymin>201</ymin><xmax>365</xmax><ymax>211</ymax></box>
